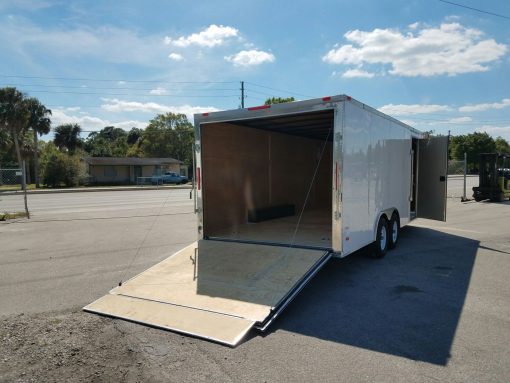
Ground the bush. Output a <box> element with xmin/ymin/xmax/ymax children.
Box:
<box><xmin>40</xmin><ymin>143</ymin><xmax>82</xmax><ymax>187</ymax></box>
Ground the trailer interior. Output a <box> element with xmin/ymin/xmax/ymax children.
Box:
<box><xmin>200</xmin><ymin>109</ymin><xmax>334</xmax><ymax>250</ymax></box>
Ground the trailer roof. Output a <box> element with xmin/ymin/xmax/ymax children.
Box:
<box><xmin>194</xmin><ymin>95</ymin><xmax>423</xmax><ymax>138</ymax></box>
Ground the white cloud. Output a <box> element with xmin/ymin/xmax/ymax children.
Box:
<box><xmin>342</xmin><ymin>68</ymin><xmax>375</xmax><ymax>78</ymax></box>
<box><xmin>379</xmin><ymin>103</ymin><xmax>452</xmax><ymax>116</ymax></box>
<box><xmin>459</xmin><ymin>98</ymin><xmax>510</xmax><ymax>112</ymax></box>
<box><xmin>323</xmin><ymin>22</ymin><xmax>507</xmax><ymax>77</ymax></box>
<box><xmin>51</xmin><ymin>109</ymin><xmax>147</xmax><ymax>132</ymax></box>
<box><xmin>64</xmin><ymin>106</ymin><xmax>81</xmax><ymax>112</ymax></box>
<box><xmin>225</xmin><ymin>50</ymin><xmax>275</xmax><ymax>67</ymax></box>
<box><xmin>0</xmin><ymin>19</ymin><xmax>169</xmax><ymax>67</ymax></box>
<box><xmin>100</xmin><ymin>98</ymin><xmax>219</xmax><ymax>120</ymax></box>
<box><xmin>168</xmin><ymin>52</ymin><xmax>184</xmax><ymax>61</ymax></box>
<box><xmin>149</xmin><ymin>87</ymin><xmax>167</xmax><ymax>95</ymax></box>
<box><xmin>164</xmin><ymin>25</ymin><xmax>238</xmax><ymax>48</ymax></box>
<box><xmin>477</xmin><ymin>125</ymin><xmax>510</xmax><ymax>141</ymax></box>
<box><xmin>446</xmin><ymin>116</ymin><xmax>472</xmax><ymax>123</ymax></box>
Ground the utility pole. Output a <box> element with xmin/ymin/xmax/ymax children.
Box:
<box><xmin>240</xmin><ymin>81</ymin><xmax>245</xmax><ymax>108</ymax></box>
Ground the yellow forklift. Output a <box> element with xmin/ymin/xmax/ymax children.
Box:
<box><xmin>473</xmin><ymin>153</ymin><xmax>510</xmax><ymax>202</ymax></box>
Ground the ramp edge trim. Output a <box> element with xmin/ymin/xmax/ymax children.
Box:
<box><xmin>255</xmin><ymin>250</ymin><xmax>333</xmax><ymax>331</ymax></box>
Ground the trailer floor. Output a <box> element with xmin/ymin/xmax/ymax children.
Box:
<box><xmin>209</xmin><ymin>208</ymin><xmax>331</xmax><ymax>249</ymax></box>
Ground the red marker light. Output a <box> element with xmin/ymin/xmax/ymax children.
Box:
<box><xmin>202</xmin><ymin>112</ymin><xmax>209</xmax><ymax>117</ymax></box>
<box><xmin>248</xmin><ymin>105</ymin><xmax>271</xmax><ymax>111</ymax></box>
<box><xmin>322</xmin><ymin>96</ymin><xmax>331</xmax><ymax>102</ymax></box>
<box><xmin>346</xmin><ymin>95</ymin><xmax>352</xmax><ymax>101</ymax></box>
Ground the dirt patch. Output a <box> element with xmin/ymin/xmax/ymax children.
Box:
<box><xmin>0</xmin><ymin>309</ymin><xmax>246</xmax><ymax>383</ymax></box>
<box><xmin>0</xmin><ymin>310</ymin><xmax>149</xmax><ymax>382</ymax></box>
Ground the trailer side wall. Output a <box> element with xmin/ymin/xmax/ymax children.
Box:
<box><xmin>341</xmin><ymin>101</ymin><xmax>412</xmax><ymax>256</ymax></box>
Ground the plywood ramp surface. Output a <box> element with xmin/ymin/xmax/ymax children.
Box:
<box><xmin>84</xmin><ymin>294</ymin><xmax>254</xmax><ymax>346</ymax></box>
<box><xmin>84</xmin><ymin>240</ymin><xmax>328</xmax><ymax>346</ymax></box>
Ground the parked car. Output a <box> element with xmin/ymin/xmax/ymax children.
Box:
<box><xmin>151</xmin><ymin>172</ymin><xmax>188</xmax><ymax>185</ymax></box>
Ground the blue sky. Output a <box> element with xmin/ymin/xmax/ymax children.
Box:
<box><xmin>1</xmin><ymin>0</ymin><xmax>509</xmax><ymax>140</ymax></box>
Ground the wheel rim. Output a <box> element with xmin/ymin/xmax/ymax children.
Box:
<box><xmin>380</xmin><ymin>225</ymin><xmax>387</xmax><ymax>250</ymax></box>
<box><xmin>392</xmin><ymin>220</ymin><xmax>398</xmax><ymax>243</ymax></box>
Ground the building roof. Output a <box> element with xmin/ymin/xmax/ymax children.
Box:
<box><xmin>83</xmin><ymin>157</ymin><xmax>183</xmax><ymax>166</ymax></box>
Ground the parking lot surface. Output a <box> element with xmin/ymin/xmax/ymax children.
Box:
<box><xmin>1</xmin><ymin>188</ymin><xmax>509</xmax><ymax>382</ymax></box>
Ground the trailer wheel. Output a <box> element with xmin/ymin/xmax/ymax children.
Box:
<box><xmin>388</xmin><ymin>212</ymin><xmax>400</xmax><ymax>249</ymax></box>
<box><xmin>372</xmin><ymin>216</ymin><xmax>389</xmax><ymax>258</ymax></box>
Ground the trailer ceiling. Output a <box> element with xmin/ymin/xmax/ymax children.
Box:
<box><xmin>222</xmin><ymin>109</ymin><xmax>334</xmax><ymax>141</ymax></box>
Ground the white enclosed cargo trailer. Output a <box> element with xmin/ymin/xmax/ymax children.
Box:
<box><xmin>85</xmin><ymin>95</ymin><xmax>448</xmax><ymax>346</ymax></box>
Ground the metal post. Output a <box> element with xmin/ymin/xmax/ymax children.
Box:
<box><xmin>241</xmin><ymin>81</ymin><xmax>245</xmax><ymax>108</ymax></box>
<box><xmin>22</xmin><ymin>160</ymin><xmax>30</xmax><ymax>219</ymax></box>
<box><xmin>462</xmin><ymin>152</ymin><xmax>467</xmax><ymax>201</ymax></box>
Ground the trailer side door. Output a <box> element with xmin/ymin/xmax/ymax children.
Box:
<box><xmin>417</xmin><ymin>136</ymin><xmax>449</xmax><ymax>221</ymax></box>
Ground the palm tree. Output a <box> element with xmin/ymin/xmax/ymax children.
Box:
<box><xmin>54</xmin><ymin>123</ymin><xmax>82</xmax><ymax>154</ymax></box>
<box><xmin>0</xmin><ymin>87</ymin><xmax>30</xmax><ymax>217</ymax></box>
<box><xmin>0</xmin><ymin>87</ymin><xmax>28</xmax><ymax>177</ymax></box>
<box><xmin>25</xmin><ymin>98</ymin><xmax>51</xmax><ymax>188</ymax></box>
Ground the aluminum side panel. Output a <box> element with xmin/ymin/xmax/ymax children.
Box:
<box><xmin>341</xmin><ymin>102</ymin><xmax>412</xmax><ymax>255</ymax></box>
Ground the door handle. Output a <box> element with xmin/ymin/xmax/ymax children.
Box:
<box><xmin>439</xmin><ymin>176</ymin><xmax>446</xmax><ymax>182</ymax></box>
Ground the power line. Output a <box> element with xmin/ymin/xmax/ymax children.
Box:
<box><xmin>12</xmin><ymin>90</ymin><xmax>238</xmax><ymax>97</ymax></box>
<box><xmin>245</xmin><ymin>82</ymin><xmax>315</xmax><ymax>99</ymax></box>
<box><xmin>0</xmin><ymin>74</ymin><xmax>238</xmax><ymax>84</ymax></box>
<box><xmin>1</xmin><ymin>83</ymin><xmax>239</xmax><ymax>92</ymax></box>
<box><xmin>437</xmin><ymin>0</ymin><xmax>510</xmax><ymax>20</ymax></box>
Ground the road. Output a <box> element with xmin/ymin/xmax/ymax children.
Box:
<box><xmin>1</xmin><ymin>188</ymin><xmax>509</xmax><ymax>382</ymax></box>
<box><xmin>0</xmin><ymin>189</ymin><xmax>197</xmax><ymax>315</ymax></box>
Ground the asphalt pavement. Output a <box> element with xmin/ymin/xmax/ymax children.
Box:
<box><xmin>1</xmin><ymin>187</ymin><xmax>509</xmax><ymax>382</ymax></box>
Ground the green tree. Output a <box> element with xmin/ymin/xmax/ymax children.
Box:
<box><xmin>126</xmin><ymin>139</ymin><xmax>144</xmax><ymax>157</ymax></box>
<box><xmin>0</xmin><ymin>87</ymin><xmax>29</xmax><ymax>175</ymax></box>
<box><xmin>264</xmin><ymin>96</ymin><xmax>295</xmax><ymax>105</ymax></box>
<box><xmin>494</xmin><ymin>136</ymin><xmax>510</xmax><ymax>154</ymax></box>
<box><xmin>84</xmin><ymin>126</ymin><xmax>129</xmax><ymax>157</ymax></box>
<box><xmin>0</xmin><ymin>127</ymin><xmax>15</xmax><ymax>168</ymax></box>
<box><xmin>142</xmin><ymin>113</ymin><xmax>194</xmax><ymax>164</ymax></box>
<box><xmin>54</xmin><ymin>123</ymin><xmax>82</xmax><ymax>154</ymax></box>
<box><xmin>450</xmin><ymin>132</ymin><xmax>496</xmax><ymax>168</ymax></box>
<box><xmin>0</xmin><ymin>87</ymin><xmax>31</xmax><ymax>217</ymax></box>
<box><xmin>25</xmin><ymin>97</ymin><xmax>51</xmax><ymax>187</ymax></box>
<box><xmin>127</xmin><ymin>127</ymin><xmax>143</xmax><ymax>145</ymax></box>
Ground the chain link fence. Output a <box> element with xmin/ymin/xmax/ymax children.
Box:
<box><xmin>0</xmin><ymin>168</ymin><xmax>22</xmax><ymax>190</ymax></box>
<box><xmin>448</xmin><ymin>160</ymin><xmax>465</xmax><ymax>175</ymax></box>
<box><xmin>0</xmin><ymin>168</ymin><xmax>27</xmax><ymax>219</ymax></box>
<box><xmin>447</xmin><ymin>157</ymin><xmax>479</xmax><ymax>199</ymax></box>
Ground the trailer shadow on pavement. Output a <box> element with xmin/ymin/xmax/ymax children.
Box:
<box><xmin>271</xmin><ymin>226</ymin><xmax>479</xmax><ymax>366</ymax></box>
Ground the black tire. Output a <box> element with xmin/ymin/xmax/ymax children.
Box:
<box><xmin>372</xmin><ymin>216</ymin><xmax>389</xmax><ymax>258</ymax></box>
<box><xmin>388</xmin><ymin>212</ymin><xmax>400</xmax><ymax>249</ymax></box>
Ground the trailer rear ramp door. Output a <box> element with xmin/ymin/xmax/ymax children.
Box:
<box><xmin>84</xmin><ymin>240</ymin><xmax>331</xmax><ymax>346</ymax></box>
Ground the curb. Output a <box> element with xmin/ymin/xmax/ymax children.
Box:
<box><xmin>0</xmin><ymin>185</ymin><xmax>192</xmax><ymax>196</ymax></box>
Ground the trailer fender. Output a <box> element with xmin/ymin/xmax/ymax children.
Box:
<box><xmin>372</xmin><ymin>208</ymin><xmax>397</xmax><ymax>242</ymax></box>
